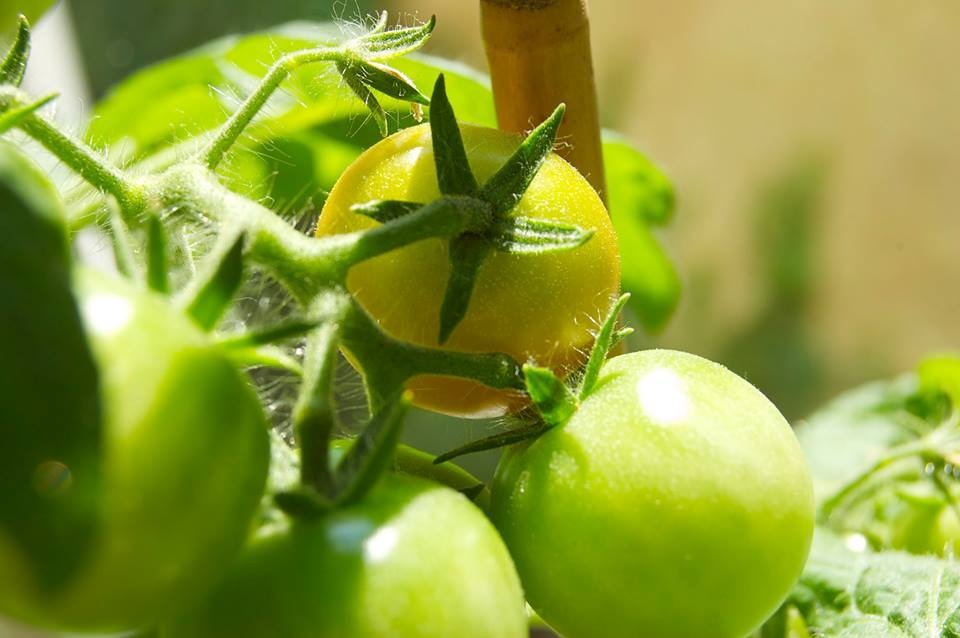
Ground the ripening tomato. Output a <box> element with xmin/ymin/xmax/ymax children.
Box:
<box><xmin>315</xmin><ymin>123</ymin><xmax>620</xmax><ymax>418</ymax></box>
<box><xmin>490</xmin><ymin>349</ymin><xmax>815</xmax><ymax>638</ymax></box>
<box><xmin>0</xmin><ymin>269</ymin><xmax>270</xmax><ymax>632</ymax></box>
<box><xmin>161</xmin><ymin>474</ymin><xmax>528</xmax><ymax>638</ymax></box>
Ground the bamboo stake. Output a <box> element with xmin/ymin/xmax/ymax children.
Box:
<box><xmin>480</xmin><ymin>0</ymin><xmax>606</xmax><ymax>201</ymax></box>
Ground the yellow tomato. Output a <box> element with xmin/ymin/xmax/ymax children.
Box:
<box><xmin>316</xmin><ymin>123</ymin><xmax>620</xmax><ymax>417</ymax></box>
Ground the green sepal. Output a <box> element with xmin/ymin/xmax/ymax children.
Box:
<box><xmin>578</xmin><ymin>293</ymin><xmax>631</xmax><ymax>400</ymax></box>
<box><xmin>107</xmin><ymin>205</ymin><xmax>137</xmax><ymax>279</ymax></box>
<box><xmin>145</xmin><ymin>215</ymin><xmax>168</xmax><ymax>294</ymax></box>
<box><xmin>218</xmin><ymin>319</ymin><xmax>319</xmax><ymax>350</ymax></box>
<box><xmin>338</xmin><ymin>61</ymin><xmax>388</xmax><ymax>137</ymax></box>
<box><xmin>492</xmin><ymin>215</ymin><xmax>593</xmax><ymax>255</ymax></box>
<box><xmin>184</xmin><ymin>232</ymin><xmax>245</xmax><ymax>332</ymax></box>
<box><xmin>0</xmin><ymin>15</ymin><xmax>30</xmax><ymax>86</ymax></box>
<box><xmin>524</xmin><ymin>364</ymin><xmax>578</xmax><ymax>427</ymax></box>
<box><xmin>438</xmin><ymin>234</ymin><xmax>490</xmax><ymax>344</ymax></box>
<box><xmin>0</xmin><ymin>92</ymin><xmax>55</xmax><ymax>135</ymax></box>
<box><xmin>433</xmin><ymin>421</ymin><xmax>551</xmax><ymax>465</ymax></box>
<box><xmin>333</xmin><ymin>390</ymin><xmax>412</xmax><ymax>506</ymax></box>
<box><xmin>429</xmin><ymin>75</ymin><xmax>479</xmax><ymax>196</ymax></box>
<box><xmin>352</xmin><ymin>199</ymin><xmax>421</xmax><ymax>223</ymax></box>
<box><xmin>481</xmin><ymin>103</ymin><xmax>565</xmax><ymax>216</ymax></box>
<box><xmin>368</xmin><ymin>10</ymin><xmax>389</xmax><ymax>35</ymax></box>
<box><xmin>350</xmin><ymin>59</ymin><xmax>429</xmax><ymax>105</ymax></box>
<box><xmin>274</xmin><ymin>488</ymin><xmax>333</xmax><ymax>519</ymax></box>
<box><xmin>223</xmin><ymin>345</ymin><xmax>303</xmax><ymax>376</ymax></box>
<box><xmin>358</xmin><ymin>15</ymin><xmax>436</xmax><ymax>60</ymax></box>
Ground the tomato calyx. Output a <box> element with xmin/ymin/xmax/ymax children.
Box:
<box><xmin>433</xmin><ymin>293</ymin><xmax>632</xmax><ymax>465</ymax></box>
<box><xmin>351</xmin><ymin>75</ymin><xmax>595</xmax><ymax>345</ymax></box>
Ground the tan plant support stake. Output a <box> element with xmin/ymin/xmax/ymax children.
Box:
<box><xmin>480</xmin><ymin>0</ymin><xmax>606</xmax><ymax>201</ymax></box>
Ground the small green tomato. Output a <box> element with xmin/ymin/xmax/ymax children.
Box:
<box><xmin>490</xmin><ymin>349</ymin><xmax>815</xmax><ymax>638</ymax></box>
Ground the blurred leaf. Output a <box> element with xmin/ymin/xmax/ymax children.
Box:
<box><xmin>602</xmin><ymin>133</ymin><xmax>680</xmax><ymax>333</ymax></box>
<box><xmin>86</xmin><ymin>26</ymin><xmax>495</xmax><ymax>217</ymax></box>
<box><xmin>796</xmin><ymin>375</ymin><xmax>924</xmax><ymax>504</ymax></box>
<box><xmin>787</xmin><ymin>528</ymin><xmax>960</xmax><ymax>636</ymax></box>
<box><xmin>918</xmin><ymin>354</ymin><xmax>960</xmax><ymax>410</ymax></box>
<box><xmin>0</xmin><ymin>141</ymin><xmax>101</xmax><ymax>592</ymax></box>
<box><xmin>72</xmin><ymin>0</ymin><xmax>363</xmax><ymax>96</ymax></box>
<box><xmin>184</xmin><ymin>233</ymin><xmax>246</xmax><ymax>332</ymax></box>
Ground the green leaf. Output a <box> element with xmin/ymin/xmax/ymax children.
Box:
<box><xmin>796</xmin><ymin>376</ymin><xmax>926</xmax><ymax>505</ymax></box>
<box><xmin>438</xmin><ymin>234</ymin><xmax>490</xmax><ymax>344</ymax></box>
<box><xmin>524</xmin><ymin>364</ymin><xmax>578</xmax><ymax>427</ymax></box>
<box><xmin>481</xmin><ymin>104</ymin><xmax>565</xmax><ymax>217</ymax></box>
<box><xmin>789</xmin><ymin>528</ymin><xmax>960</xmax><ymax>636</ymax></box>
<box><xmin>333</xmin><ymin>391</ymin><xmax>411</xmax><ymax>505</ymax></box>
<box><xmin>184</xmin><ymin>232</ymin><xmax>245</xmax><ymax>331</ymax></box>
<box><xmin>491</xmin><ymin>216</ymin><xmax>593</xmax><ymax>255</ymax></box>
<box><xmin>218</xmin><ymin>319</ymin><xmax>318</xmax><ymax>350</ymax></box>
<box><xmin>0</xmin><ymin>141</ymin><xmax>101</xmax><ymax>592</ymax></box>
<box><xmin>85</xmin><ymin>27</ymin><xmax>495</xmax><ymax>218</ymax></box>
<box><xmin>429</xmin><ymin>75</ymin><xmax>479</xmax><ymax>197</ymax></box>
<box><xmin>602</xmin><ymin>132</ymin><xmax>681</xmax><ymax>333</ymax></box>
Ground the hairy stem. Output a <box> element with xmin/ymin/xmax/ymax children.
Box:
<box><xmin>158</xmin><ymin>167</ymin><xmax>478</xmax><ymax>300</ymax></box>
<box><xmin>16</xmin><ymin>109</ymin><xmax>143</xmax><ymax>211</ymax></box>
<box><xmin>201</xmin><ymin>48</ymin><xmax>341</xmax><ymax>170</ymax></box>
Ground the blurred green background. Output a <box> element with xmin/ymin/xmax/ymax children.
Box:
<box><xmin>28</xmin><ymin>0</ymin><xmax>960</xmax><ymax>432</ymax></box>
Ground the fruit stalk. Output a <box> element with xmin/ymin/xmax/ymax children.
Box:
<box><xmin>480</xmin><ymin>0</ymin><xmax>606</xmax><ymax>200</ymax></box>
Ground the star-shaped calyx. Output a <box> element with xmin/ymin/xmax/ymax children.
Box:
<box><xmin>353</xmin><ymin>74</ymin><xmax>595</xmax><ymax>344</ymax></box>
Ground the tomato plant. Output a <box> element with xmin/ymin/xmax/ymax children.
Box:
<box><xmin>490</xmin><ymin>347</ymin><xmax>815</xmax><ymax>638</ymax></box>
<box><xmin>316</xmin><ymin>122</ymin><xmax>620</xmax><ymax>418</ymax></box>
<box><xmin>0</xmin><ymin>4</ymin><xmax>878</xmax><ymax>637</ymax></box>
<box><xmin>162</xmin><ymin>474</ymin><xmax>526</xmax><ymax>637</ymax></box>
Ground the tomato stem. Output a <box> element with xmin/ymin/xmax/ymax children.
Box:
<box><xmin>200</xmin><ymin>47</ymin><xmax>341</xmax><ymax>171</ymax></box>
<box><xmin>1</xmin><ymin>91</ymin><xmax>144</xmax><ymax>211</ymax></box>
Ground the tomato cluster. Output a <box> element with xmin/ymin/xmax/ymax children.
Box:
<box><xmin>0</xmin><ymin>13</ymin><xmax>817</xmax><ymax>638</ymax></box>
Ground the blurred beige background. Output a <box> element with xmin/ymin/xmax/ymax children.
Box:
<box><xmin>388</xmin><ymin>0</ymin><xmax>960</xmax><ymax>417</ymax></box>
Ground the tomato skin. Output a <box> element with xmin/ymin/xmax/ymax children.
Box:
<box><xmin>161</xmin><ymin>475</ymin><xmax>527</xmax><ymax>638</ymax></box>
<box><xmin>0</xmin><ymin>270</ymin><xmax>270</xmax><ymax>632</ymax></box>
<box><xmin>490</xmin><ymin>349</ymin><xmax>815</xmax><ymax>638</ymax></box>
<box><xmin>316</xmin><ymin>123</ymin><xmax>621</xmax><ymax>418</ymax></box>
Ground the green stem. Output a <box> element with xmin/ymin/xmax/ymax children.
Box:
<box><xmin>818</xmin><ymin>439</ymin><xmax>935</xmax><ymax>524</ymax></box>
<box><xmin>293</xmin><ymin>292</ymin><xmax>350</xmax><ymax>495</ymax></box>
<box><xmin>17</xmin><ymin>110</ymin><xmax>143</xmax><ymax>212</ymax></box>
<box><xmin>201</xmin><ymin>48</ymin><xmax>342</xmax><ymax>170</ymax></box>
<box><xmin>341</xmin><ymin>297</ymin><xmax>523</xmax><ymax>412</ymax></box>
<box><xmin>158</xmin><ymin>167</ymin><xmax>476</xmax><ymax>301</ymax></box>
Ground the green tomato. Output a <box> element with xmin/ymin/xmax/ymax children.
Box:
<box><xmin>490</xmin><ymin>349</ymin><xmax>815</xmax><ymax>638</ymax></box>
<box><xmin>162</xmin><ymin>475</ymin><xmax>527</xmax><ymax>638</ymax></box>
<box><xmin>0</xmin><ymin>269</ymin><xmax>270</xmax><ymax>632</ymax></box>
<box><xmin>316</xmin><ymin>123</ymin><xmax>621</xmax><ymax>419</ymax></box>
